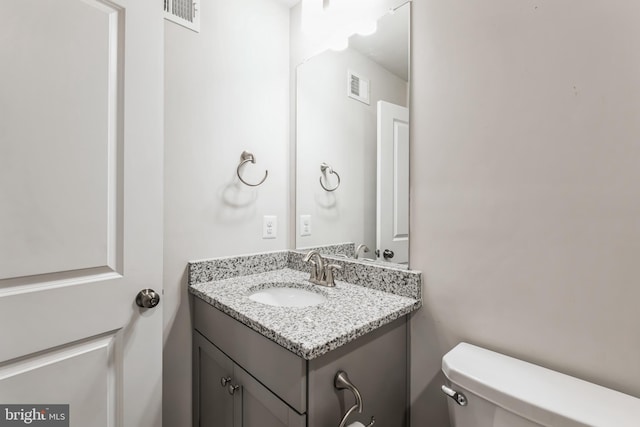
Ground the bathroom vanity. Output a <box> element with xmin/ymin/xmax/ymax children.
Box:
<box><xmin>189</xmin><ymin>250</ymin><xmax>422</xmax><ymax>427</ymax></box>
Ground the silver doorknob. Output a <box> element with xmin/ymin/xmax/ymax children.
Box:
<box><xmin>220</xmin><ymin>377</ymin><xmax>231</xmax><ymax>387</ymax></box>
<box><xmin>136</xmin><ymin>289</ymin><xmax>160</xmax><ymax>308</ymax></box>
<box><xmin>228</xmin><ymin>384</ymin><xmax>239</xmax><ymax>395</ymax></box>
<box><xmin>383</xmin><ymin>249</ymin><xmax>394</xmax><ymax>259</ymax></box>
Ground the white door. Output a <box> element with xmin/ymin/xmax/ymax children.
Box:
<box><xmin>0</xmin><ymin>0</ymin><xmax>163</xmax><ymax>426</ymax></box>
<box><xmin>376</xmin><ymin>101</ymin><xmax>409</xmax><ymax>265</ymax></box>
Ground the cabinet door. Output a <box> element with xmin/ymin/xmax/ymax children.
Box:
<box><xmin>233</xmin><ymin>365</ymin><xmax>306</xmax><ymax>427</ymax></box>
<box><xmin>308</xmin><ymin>317</ymin><xmax>408</xmax><ymax>426</ymax></box>
<box><xmin>194</xmin><ymin>332</ymin><xmax>235</xmax><ymax>427</ymax></box>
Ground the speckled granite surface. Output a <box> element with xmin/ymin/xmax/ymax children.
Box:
<box><xmin>287</xmin><ymin>251</ymin><xmax>421</xmax><ymax>300</ymax></box>
<box><xmin>190</xmin><ymin>268</ymin><xmax>420</xmax><ymax>359</ymax></box>
<box><xmin>296</xmin><ymin>242</ymin><xmax>355</xmax><ymax>257</ymax></box>
<box><xmin>189</xmin><ymin>251</ymin><xmax>289</xmax><ymax>285</ymax></box>
<box><xmin>188</xmin><ymin>250</ymin><xmax>422</xmax><ymax>359</ymax></box>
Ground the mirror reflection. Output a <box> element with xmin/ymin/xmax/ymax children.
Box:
<box><xmin>295</xmin><ymin>2</ymin><xmax>410</xmax><ymax>266</ymax></box>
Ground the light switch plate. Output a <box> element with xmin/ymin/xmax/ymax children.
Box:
<box><xmin>300</xmin><ymin>215</ymin><xmax>311</xmax><ymax>236</ymax></box>
<box><xmin>263</xmin><ymin>215</ymin><xmax>277</xmax><ymax>239</ymax></box>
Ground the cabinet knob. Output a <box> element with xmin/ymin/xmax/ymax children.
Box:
<box><xmin>220</xmin><ymin>376</ymin><xmax>231</xmax><ymax>387</ymax></box>
<box><xmin>228</xmin><ymin>384</ymin><xmax>239</xmax><ymax>395</ymax></box>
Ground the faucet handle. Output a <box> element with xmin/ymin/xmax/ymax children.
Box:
<box><xmin>324</xmin><ymin>263</ymin><xmax>342</xmax><ymax>286</ymax></box>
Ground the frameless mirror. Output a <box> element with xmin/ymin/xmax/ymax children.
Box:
<box><xmin>295</xmin><ymin>1</ymin><xmax>410</xmax><ymax>267</ymax></box>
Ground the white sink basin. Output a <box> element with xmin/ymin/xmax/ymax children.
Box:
<box><xmin>248</xmin><ymin>285</ymin><xmax>327</xmax><ymax>308</ymax></box>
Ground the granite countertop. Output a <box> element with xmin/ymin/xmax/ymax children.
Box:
<box><xmin>189</xmin><ymin>267</ymin><xmax>421</xmax><ymax>360</ymax></box>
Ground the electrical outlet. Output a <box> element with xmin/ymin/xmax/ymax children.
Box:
<box><xmin>300</xmin><ymin>215</ymin><xmax>311</xmax><ymax>236</ymax></box>
<box><xmin>263</xmin><ymin>215</ymin><xmax>277</xmax><ymax>239</ymax></box>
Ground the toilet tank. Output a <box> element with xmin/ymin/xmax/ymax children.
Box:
<box><xmin>442</xmin><ymin>343</ymin><xmax>640</xmax><ymax>427</ymax></box>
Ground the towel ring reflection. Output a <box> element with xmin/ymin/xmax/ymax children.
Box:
<box><xmin>237</xmin><ymin>151</ymin><xmax>268</xmax><ymax>187</ymax></box>
<box><xmin>319</xmin><ymin>162</ymin><xmax>341</xmax><ymax>192</ymax></box>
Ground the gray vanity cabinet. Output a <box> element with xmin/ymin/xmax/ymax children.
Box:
<box><xmin>194</xmin><ymin>332</ymin><xmax>234</xmax><ymax>427</ymax></box>
<box><xmin>193</xmin><ymin>298</ymin><xmax>408</xmax><ymax>427</ymax></box>
<box><xmin>233</xmin><ymin>364</ymin><xmax>306</xmax><ymax>427</ymax></box>
<box><xmin>194</xmin><ymin>331</ymin><xmax>305</xmax><ymax>427</ymax></box>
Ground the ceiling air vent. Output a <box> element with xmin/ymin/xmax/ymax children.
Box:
<box><xmin>164</xmin><ymin>0</ymin><xmax>200</xmax><ymax>33</ymax></box>
<box><xmin>347</xmin><ymin>70</ymin><xmax>370</xmax><ymax>105</ymax></box>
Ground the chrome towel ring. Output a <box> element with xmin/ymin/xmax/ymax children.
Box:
<box><xmin>237</xmin><ymin>150</ymin><xmax>268</xmax><ymax>187</ymax></box>
<box><xmin>319</xmin><ymin>162</ymin><xmax>341</xmax><ymax>192</ymax></box>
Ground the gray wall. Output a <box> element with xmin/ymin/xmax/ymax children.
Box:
<box><xmin>164</xmin><ymin>0</ymin><xmax>640</xmax><ymax>426</ymax></box>
<box><xmin>163</xmin><ymin>1</ymin><xmax>290</xmax><ymax>426</ymax></box>
<box><xmin>409</xmin><ymin>0</ymin><xmax>640</xmax><ymax>425</ymax></box>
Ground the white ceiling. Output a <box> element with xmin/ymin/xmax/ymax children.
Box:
<box><xmin>349</xmin><ymin>3</ymin><xmax>409</xmax><ymax>81</ymax></box>
<box><xmin>275</xmin><ymin>0</ymin><xmax>409</xmax><ymax>80</ymax></box>
<box><xmin>273</xmin><ymin>0</ymin><xmax>300</xmax><ymax>8</ymax></box>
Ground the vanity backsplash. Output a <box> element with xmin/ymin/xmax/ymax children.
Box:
<box><xmin>188</xmin><ymin>248</ymin><xmax>421</xmax><ymax>300</ymax></box>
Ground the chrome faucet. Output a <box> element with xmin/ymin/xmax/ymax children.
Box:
<box><xmin>303</xmin><ymin>250</ymin><xmax>342</xmax><ymax>287</ymax></box>
<box><xmin>304</xmin><ymin>250</ymin><xmax>325</xmax><ymax>282</ymax></box>
<box><xmin>355</xmin><ymin>244</ymin><xmax>370</xmax><ymax>259</ymax></box>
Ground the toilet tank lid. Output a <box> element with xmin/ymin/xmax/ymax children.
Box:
<box><xmin>442</xmin><ymin>343</ymin><xmax>640</xmax><ymax>427</ymax></box>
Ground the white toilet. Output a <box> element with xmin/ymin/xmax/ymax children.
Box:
<box><xmin>442</xmin><ymin>343</ymin><xmax>640</xmax><ymax>427</ymax></box>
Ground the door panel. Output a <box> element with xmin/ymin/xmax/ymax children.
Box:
<box><xmin>0</xmin><ymin>333</ymin><xmax>118</xmax><ymax>427</ymax></box>
<box><xmin>0</xmin><ymin>0</ymin><xmax>122</xmax><ymax>281</ymax></box>
<box><xmin>0</xmin><ymin>0</ymin><xmax>163</xmax><ymax>425</ymax></box>
<box><xmin>377</xmin><ymin>101</ymin><xmax>409</xmax><ymax>264</ymax></box>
